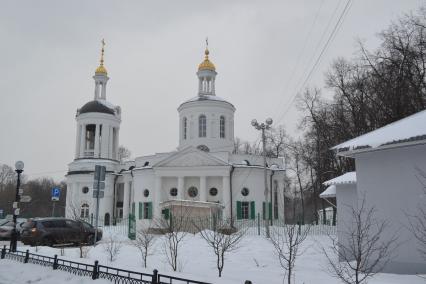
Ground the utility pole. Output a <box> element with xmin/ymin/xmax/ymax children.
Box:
<box><xmin>93</xmin><ymin>165</ymin><xmax>106</xmax><ymax>245</ymax></box>
<box><xmin>251</xmin><ymin>118</ymin><xmax>273</xmax><ymax>238</ymax></box>
<box><xmin>11</xmin><ymin>161</ymin><xmax>24</xmax><ymax>252</ymax></box>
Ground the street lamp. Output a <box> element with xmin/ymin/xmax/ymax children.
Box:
<box><xmin>251</xmin><ymin>118</ymin><xmax>273</xmax><ymax>238</ymax></box>
<box><xmin>10</xmin><ymin>161</ymin><xmax>24</xmax><ymax>252</ymax></box>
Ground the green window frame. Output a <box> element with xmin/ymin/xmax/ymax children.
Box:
<box><xmin>138</xmin><ymin>202</ymin><xmax>143</xmax><ymax>220</ymax></box>
<box><xmin>250</xmin><ymin>201</ymin><xmax>255</xmax><ymax>220</ymax></box>
<box><xmin>162</xmin><ymin>208</ymin><xmax>170</xmax><ymax>220</ymax></box>
<box><xmin>237</xmin><ymin>201</ymin><xmax>256</xmax><ymax>220</ymax></box>
<box><xmin>143</xmin><ymin>202</ymin><xmax>152</xmax><ymax>219</ymax></box>
<box><xmin>262</xmin><ymin>202</ymin><xmax>272</xmax><ymax>220</ymax></box>
<box><xmin>236</xmin><ymin>201</ymin><xmax>242</xmax><ymax>220</ymax></box>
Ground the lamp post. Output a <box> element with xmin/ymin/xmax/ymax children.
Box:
<box><xmin>251</xmin><ymin>118</ymin><xmax>273</xmax><ymax>238</ymax></box>
<box><xmin>10</xmin><ymin>160</ymin><xmax>24</xmax><ymax>252</ymax></box>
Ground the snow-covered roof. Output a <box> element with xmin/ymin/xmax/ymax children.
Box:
<box><xmin>333</xmin><ymin>110</ymin><xmax>426</xmax><ymax>155</ymax></box>
<box><xmin>320</xmin><ymin>185</ymin><xmax>336</xmax><ymax>198</ymax></box>
<box><xmin>323</xmin><ymin>171</ymin><xmax>356</xmax><ymax>186</ymax></box>
<box><xmin>180</xmin><ymin>95</ymin><xmax>234</xmax><ymax>107</ymax></box>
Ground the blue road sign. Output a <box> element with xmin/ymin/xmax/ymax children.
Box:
<box><xmin>52</xmin><ymin>187</ymin><xmax>60</xmax><ymax>201</ymax></box>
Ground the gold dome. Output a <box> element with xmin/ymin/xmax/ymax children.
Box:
<box><xmin>95</xmin><ymin>65</ymin><xmax>107</xmax><ymax>74</ymax></box>
<box><xmin>198</xmin><ymin>48</ymin><xmax>216</xmax><ymax>71</ymax></box>
<box><xmin>95</xmin><ymin>39</ymin><xmax>108</xmax><ymax>75</ymax></box>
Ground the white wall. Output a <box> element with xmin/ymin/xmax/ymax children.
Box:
<box><xmin>178</xmin><ymin>100</ymin><xmax>235</xmax><ymax>153</ymax></box>
<box><xmin>335</xmin><ymin>183</ymin><xmax>357</xmax><ymax>261</ymax></box>
<box><xmin>355</xmin><ymin>143</ymin><xmax>426</xmax><ymax>274</ymax></box>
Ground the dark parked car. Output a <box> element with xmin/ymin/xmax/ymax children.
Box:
<box><xmin>20</xmin><ymin>218</ymin><xmax>102</xmax><ymax>246</ymax></box>
<box><xmin>0</xmin><ymin>218</ymin><xmax>27</xmax><ymax>240</ymax></box>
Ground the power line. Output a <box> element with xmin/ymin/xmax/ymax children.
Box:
<box><xmin>275</xmin><ymin>0</ymin><xmax>353</xmax><ymax>125</ymax></box>
<box><xmin>271</xmin><ymin>0</ymin><xmax>325</xmax><ymax>120</ymax></box>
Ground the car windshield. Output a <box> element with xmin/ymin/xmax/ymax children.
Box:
<box><xmin>81</xmin><ymin>221</ymin><xmax>93</xmax><ymax>230</ymax></box>
<box><xmin>22</xmin><ymin>221</ymin><xmax>35</xmax><ymax>228</ymax></box>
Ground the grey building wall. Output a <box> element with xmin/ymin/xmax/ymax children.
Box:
<box><xmin>355</xmin><ymin>143</ymin><xmax>426</xmax><ymax>274</ymax></box>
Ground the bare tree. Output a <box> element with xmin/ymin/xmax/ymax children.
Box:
<box><xmin>286</xmin><ymin>140</ymin><xmax>312</xmax><ymax>224</ymax></box>
<box><xmin>0</xmin><ymin>164</ymin><xmax>14</xmax><ymax>191</ymax></box>
<box><xmin>118</xmin><ymin>146</ymin><xmax>131</xmax><ymax>163</ymax></box>
<box><xmin>156</xmin><ymin>206</ymin><xmax>192</xmax><ymax>271</ymax></box>
<box><xmin>133</xmin><ymin>227</ymin><xmax>156</xmax><ymax>268</ymax></box>
<box><xmin>102</xmin><ymin>233</ymin><xmax>123</xmax><ymax>262</ymax></box>
<box><xmin>323</xmin><ymin>197</ymin><xmax>397</xmax><ymax>284</ymax></box>
<box><xmin>194</xmin><ymin>217</ymin><xmax>246</xmax><ymax>277</ymax></box>
<box><xmin>269</xmin><ymin>223</ymin><xmax>311</xmax><ymax>284</ymax></box>
<box><xmin>65</xmin><ymin>200</ymin><xmax>92</xmax><ymax>258</ymax></box>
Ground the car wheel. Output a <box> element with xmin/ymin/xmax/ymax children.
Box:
<box><xmin>43</xmin><ymin>237</ymin><xmax>54</xmax><ymax>247</ymax></box>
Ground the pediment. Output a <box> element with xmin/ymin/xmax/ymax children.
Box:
<box><xmin>155</xmin><ymin>147</ymin><xmax>228</xmax><ymax>168</ymax></box>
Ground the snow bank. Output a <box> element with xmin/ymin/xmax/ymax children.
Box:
<box><xmin>2</xmin><ymin>233</ymin><xmax>424</xmax><ymax>284</ymax></box>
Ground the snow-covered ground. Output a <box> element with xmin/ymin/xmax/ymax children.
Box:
<box><xmin>0</xmin><ymin>231</ymin><xmax>424</xmax><ymax>284</ymax></box>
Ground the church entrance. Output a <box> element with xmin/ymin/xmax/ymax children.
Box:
<box><xmin>104</xmin><ymin>213</ymin><xmax>110</xmax><ymax>226</ymax></box>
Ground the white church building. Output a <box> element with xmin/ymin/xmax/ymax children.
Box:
<box><xmin>65</xmin><ymin>44</ymin><xmax>286</xmax><ymax>232</ymax></box>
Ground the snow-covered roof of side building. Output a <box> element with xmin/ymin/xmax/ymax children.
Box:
<box><xmin>320</xmin><ymin>185</ymin><xmax>336</xmax><ymax>198</ymax></box>
<box><xmin>323</xmin><ymin>171</ymin><xmax>356</xmax><ymax>186</ymax></box>
<box><xmin>320</xmin><ymin>171</ymin><xmax>357</xmax><ymax>199</ymax></box>
<box><xmin>332</xmin><ymin>110</ymin><xmax>426</xmax><ymax>156</ymax></box>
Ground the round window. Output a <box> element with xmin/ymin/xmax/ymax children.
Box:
<box><xmin>188</xmin><ymin>186</ymin><xmax>198</xmax><ymax>198</ymax></box>
<box><xmin>170</xmin><ymin>188</ymin><xmax>178</xmax><ymax>197</ymax></box>
<box><xmin>241</xmin><ymin>187</ymin><xmax>249</xmax><ymax>196</ymax></box>
<box><xmin>209</xmin><ymin>187</ymin><xmax>218</xmax><ymax>196</ymax></box>
<box><xmin>143</xmin><ymin>189</ymin><xmax>149</xmax><ymax>197</ymax></box>
<box><xmin>82</xmin><ymin>186</ymin><xmax>89</xmax><ymax>194</ymax></box>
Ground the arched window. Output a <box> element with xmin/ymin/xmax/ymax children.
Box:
<box><xmin>80</xmin><ymin>203</ymin><xmax>89</xmax><ymax>219</ymax></box>
<box><xmin>199</xmin><ymin>115</ymin><xmax>206</xmax><ymax>137</ymax></box>
<box><xmin>220</xmin><ymin>116</ymin><xmax>225</xmax><ymax>138</ymax></box>
<box><xmin>183</xmin><ymin>117</ymin><xmax>187</xmax><ymax>140</ymax></box>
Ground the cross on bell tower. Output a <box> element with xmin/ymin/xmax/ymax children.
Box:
<box><xmin>93</xmin><ymin>39</ymin><xmax>109</xmax><ymax>100</ymax></box>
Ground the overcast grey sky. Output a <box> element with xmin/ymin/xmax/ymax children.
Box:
<box><xmin>0</xmin><ymin>0</ymin><xmax>423</xmax><ymax>181</ymax></box>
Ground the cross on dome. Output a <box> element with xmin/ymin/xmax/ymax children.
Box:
<box><xmin>198</xmin><ymin>38</ymin><xmax>216</xmax><ymax>71</ymax></box>
<box><xmin>95</xmin><ymin>39</ymin><xmax>108</xmax><ymax>75</ymax></box>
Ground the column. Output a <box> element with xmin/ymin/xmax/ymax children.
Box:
<box><xmin>108</xmin><ymin>126</ymin><xmax>113</xmax><ymax>159</ymax></box>
<box><xmin>177</xmin><ymin>176</ymin><xmax>184</xmax><ymax>200</ymax></box>
<box><xmin>212</xmin><ymin>78</ymin><xmax>215</xmax><ymax>94</ymax></box>
<box><xmin>116</xmin><ymin>128</ymin><xmax>120</xmax><ymax>158</ymax></box>
<box><xmin>154</xmin><ymin>176</ymin><xmax>162</xmax><ymax>219</ymax></box>
<box><xmin>198</xmin><ymin>78</ymin><xmax>202</xmax><ymax>93</ymax></box>
<box><xmin>222</xmin><ymin>176</ymin><xmax>230</xmax><ymax>219</ymax></box>
<box><xmin>94</xmin><ymin>82</ymin><xmax>100</xmax><ymax>99</ymax></box>
<box><xmin>75</xmin><ymin>124</ymin><xmax>81</xmax><ymax>159</ymax></box>
<box><xmin>94</xmin><ymin>124</ymin><xmax>100</xmax><ymax>158</ymax></box>
<box><xmin>123</xmin><ymin>182</ymin><xmax>130</xmax><ymax>218</ymax></box>
<box><xmin>101</xmin><ymin>81</ymin><xmax>107</xmax><ymax>99</ymax></box>
<box><xmin>79</xmin><ymin>124</ymin><xmax>86</xmax><ymax>157</ymax></box>
<box><xmin>100</xmin><ymin>124</ymin><xmax>109</xmax><ymax>158</ymax></box>
<box><xmin>200</xmin><ymin>176</ymin><xmax>207</xmax><ymax>202</ymax></box>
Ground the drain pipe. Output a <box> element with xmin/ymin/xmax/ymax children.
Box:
<box><xmin>229</xmin><ymin>165</ymin><xmax>235</xmax><ymax>227</ymax></box>
<box><xmin>270</xmin><ymin>169</ymin><xmax>275</xmax><ymax>226</ymax></box>
<box><xmin>113</xmin><ymin>174</ymin><xmax>119</xmax><ymax>223</ymax></box>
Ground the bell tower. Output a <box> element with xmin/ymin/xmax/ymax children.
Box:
<box><xmin>197</xmin><ymin>42</ymin><xmax>217</xmax><ymax>95</ymax></box>
<box><xmin>177</xmin><ymin>42</ymin><xmax>235</xmax><ymax>153</ymax></box>
<box><xmin>73</xmin><ymin>40</ymin><xmax>121</xmax><ymax>160</ymax></box>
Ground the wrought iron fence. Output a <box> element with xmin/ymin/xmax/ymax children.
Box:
<box><xmin>0</xmin><ymin>245</ymin><xmax>211</xmax><ymax>284</ymax></box>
